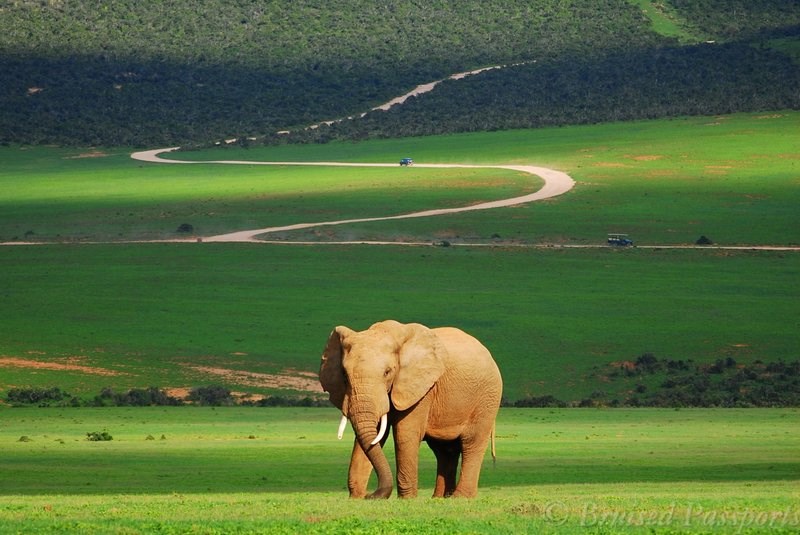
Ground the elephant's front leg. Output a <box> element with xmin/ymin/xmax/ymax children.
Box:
<box><xmin>347</xmin><ymin>438</ymin><xmax>373</xmax><ymax>498</ymax></box>
<box><xmin>393</xmin><ymin>430</ymin><xmax>421</xmax><ymax>498</ymax></box>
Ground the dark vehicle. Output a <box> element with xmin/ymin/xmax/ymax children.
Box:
<box><xmin>608</xmin><ymin>233</ymin><xmax>634</xmax><ymax>246</ymax></box>
<box><xmin>400</xmin><ymin>158</ymin><xmax>414</xmax><ymax>166</ymax></box>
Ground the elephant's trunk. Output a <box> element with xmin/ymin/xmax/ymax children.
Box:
<box><xmin>353</xmin><ymin>410</ymin><xmax>393</xmax><ymax>499</ymax></box>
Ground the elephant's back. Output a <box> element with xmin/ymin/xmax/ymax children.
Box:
<box><xmin>432</xmin><ymin>327</ymin><xmax>501</xmax><ymax>383</ymax></box>
<box><xmin>429</xmin><ymin>326</ymin><xmax>502</xmax><ymax>438</ymax></box>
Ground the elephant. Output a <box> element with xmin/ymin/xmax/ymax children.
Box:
<box><xmin>319</xmin><ymin>320</ymin><xmax>502</xmax><ymax>499</ymax></box>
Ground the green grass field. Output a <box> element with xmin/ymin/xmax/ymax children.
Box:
<box><xmin>2</xmin><ymin>111</ymin><xmax>798</xmax><ymax>246</ymax></box>
<box><xmin>1</xmin><ymin>244</ymin><xmax>798</xmax><ymax>403</ymax></box>
<box><xmin>171</xmin><ymin>112</ymin><xmax>800</xmax><ymax>246</ymax></box>
<box><xmin>1</xmin><ymin>407</ymin><xmax>797</xmax><ymax>533</ymax></box>
<box><xmin>0</xmin><ymin>112</ymin><xmax>798</xmax><ymax>532</ymax></box>
<box><xmin>1</xmin><ymin>111</ymin><xmax>799</xmax><ymax>404</ymax></box>
<box><xmin>0</xmin><ymin>148</ymin><xmax>535</xmax><ymax>242</ymax></box>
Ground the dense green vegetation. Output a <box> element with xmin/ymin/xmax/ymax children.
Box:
<box><xmin>669</xmin><ymin>0</ymin><xmax>800</xmax><ymax>40</ymax></box>
<box><xmin>295</xmin><ymin>42</ymin><xmax>800</xmax><ymax>143</ymax></box>
<box><xmin>0</xmin><ymin>0</ymin><xmax>662</xmax><ymax>146</ymax></box>
<box><xmin>1</xmin><ymin>407</ymin><xmax>798</xmax><ymax>533</ymax></box>
<box><xmin>3</xmin><ymin>0</ymin><xmax>799</xmax><ymax>146</ymax></box>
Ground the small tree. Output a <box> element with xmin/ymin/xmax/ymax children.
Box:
<box><xmin>188</xmin><ymin>385</ymin><xmax>235</xmax><ymax>406</ymax></box>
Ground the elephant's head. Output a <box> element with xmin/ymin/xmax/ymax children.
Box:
<box><xmin>319</xmin><ymin>320</ymin><xmax>447</xmax><ymax>498</ymax></box>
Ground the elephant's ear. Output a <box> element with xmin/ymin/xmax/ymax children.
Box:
<box><xmin>391</xmin><ymin>323</ymin><xmax>447</xmax><ymax>411</ymax></box>
<box><xmin>319</xmin><ymin>326</ymin><xmax>353</xmax><ymax>410</ymax></box>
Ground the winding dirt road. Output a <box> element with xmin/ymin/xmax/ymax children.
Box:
<box><xmin>130</xmin><ymin>147</ymin><xmax>575</xmax><ymax>242</ymax></box>
<box><xmin>129</xmin><ymin>62</ymin><xmax>575</xmax><ymax>243</ymax></box>
<box><xmin>9</xmin><ymin>58</ymin><xmax>794</xmax><ymax>250</ymax></box>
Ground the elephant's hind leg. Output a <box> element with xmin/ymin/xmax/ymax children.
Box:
<box><xmin>426</xmin><ymin>437</ymin><xmax>461</xmax><ymax>497</ymax></box>
<box><xmin>452</xmin><ymin>429</ymin><xmax>493</xmax><ymax>498</ymax></box>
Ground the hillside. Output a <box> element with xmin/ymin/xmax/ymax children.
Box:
<box><xmin>287</xmin><ymin>41</ymin><xmax>800</xmax><ymax>142</ymax></box>
<box><xmin>4</xmin><ymin>1</ymin><xmax>797</xmax><ymax>146</ymax></box>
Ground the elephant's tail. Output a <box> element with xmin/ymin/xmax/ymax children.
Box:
<box><xmin>491</xmin><ymin>424</ymin><xmax>497</xmax><ymax>467</ymax></box>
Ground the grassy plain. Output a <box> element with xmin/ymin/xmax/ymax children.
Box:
<box><xmin>1</xmin><ymin>112</ymin><xmax>799</xmax><ymax>402</ymax></box>
<box><xmin>2</xmin><ymin>111</ymin><xmax>798</xmax><ymax>246</ymax></box>
<box><xmin>1</xmin><ymin>244</ymin><xmax>797</xmax><ymax>401</ymax></box>
<box><xmin>0</xmin><ymin>149</ymin><xmax>533</xmax><ymax>242</ymax></box>
<box><xmin>179</xmin><ymin>112</ymin><xmax>800</xmax><ymax>246</ymax></box>
<box><xmin>1</xmin><ymin>407</ymin><xmax>797</xmax><ymax>533</ymax></box>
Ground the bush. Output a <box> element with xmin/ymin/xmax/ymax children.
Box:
<box><xmin>86</xmin><ymin>431</ymin><xmax>113</xmax><ymax>441</ymax></box>
<box><xmin>97</xmin><ymin>386</ymin><xmax>182</xmax><ymax>407</ymax></box>
<box><xmin>255</xmin><ymin>395</ymin><xmax>328</xmax><ymax>407</ymax></box>
<box><xmin>635</xmin><ymin>353</ymin><xmax>661</xmax><ymax>373</ymax></box>
<box><xmin>5</xmin><ymin>387</ymin><xmax>72</xmax><ymax>406</ymax></box>
<box><xmin>188</xmin><ymin>385</ymin><xmax>235</xmax><ymax>406</ymax></box>
<box><xmin>595</xmin><ymin>356</ymin><xmax>800</xmax><ymax>407</ymax></box>
<box><xmin>513</xmin><ymin>395</ymin><xmax>567</xmax><ymax>408</ymax></box>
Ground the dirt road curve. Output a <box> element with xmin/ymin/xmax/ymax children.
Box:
<box><xmin>130</xmin><ymin>147</ymin><xmax>575</xmax><ymax>243</ymax></box>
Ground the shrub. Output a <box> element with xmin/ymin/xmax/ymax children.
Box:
<box><xmin>5</xmin><ymin>387</ymin><xmax>72</xmax><ymax>406</ymax></box>
<box><xmin>513</xmin><ymin>395</ymin><xmax>567</xmax><ymax>408</ymax></box>
<box><xmin>188</xmin><ymin>385</ymin><xmax>235</xmax><ymax>406</ymax></box>
<box><xmin>255</xmin><ymin>395</ymin><xmax>328</xmax><ymax>407</ymax></box>
<box><xmin>97</xmin><ymin>386</ymin><xmax>182</xmax><ymax>406</ymax></box>
<box><xmin>86</xmin><ymin>431</ymin><xmax>113</xmax><ymax>441</ymax></box>
<box><xmin>635</xmin><ymin>353</ymin><xmax>661</xmax><ymax>373</ymax></box>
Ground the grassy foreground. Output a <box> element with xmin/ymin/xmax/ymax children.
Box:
<box><xmin>1</xmin><ymin>407</ymin><xmax>797</xmax><ymax>534</ymax></box>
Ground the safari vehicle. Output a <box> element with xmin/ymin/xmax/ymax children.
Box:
<box><xmin>399</xmin><ymin>157</ymin><xmax>414</xmax><ymax>166</ymax></box>
<box><xmin>607</xmin><ymin>233</ymin><xmax>634</xmax><ymax>246</ymax></box>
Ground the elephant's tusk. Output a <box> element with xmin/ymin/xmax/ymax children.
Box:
<box><xmin>337</xmin><ymin>415</ymin><xmax>349</xmax><ymax>440</ymax></box>
<box><xmin>370</xmin><ymin>413</ymin><xmax>388</xmax><ymax>446</ymax></box>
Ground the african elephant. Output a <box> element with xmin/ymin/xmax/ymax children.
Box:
<box><xmin>319</xmin><ymin>320</ymin><xmax>502</xmax><ymax>499</ymax></box>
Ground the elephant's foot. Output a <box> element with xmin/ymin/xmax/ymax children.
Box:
<box><xmin>397</xmin><ymin>488</ymin><xmax>418</xmax><ymax>499</ymax></box>
<box><xmin>451</xmin><ymin>487</ymin><xmax>478</xmax><ymax>498</ymax></box>
<box><xmin>366</xmin><ymin>486</ymin><xmax>393</xmax><ymax>499</ymax></box>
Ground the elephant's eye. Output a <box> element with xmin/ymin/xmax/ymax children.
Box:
<box><xmin>384</xmin><ymin>367</ymin><xmax>392</xmax><ymax>377</ymax></box>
